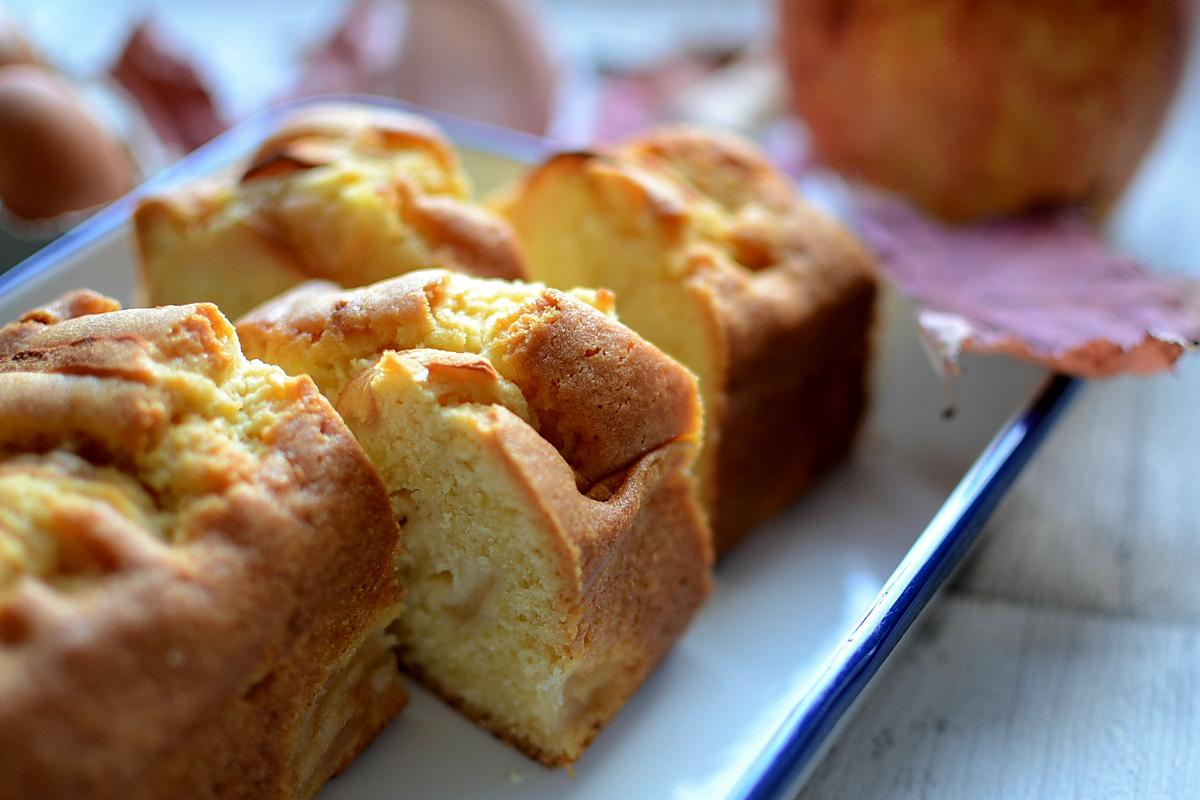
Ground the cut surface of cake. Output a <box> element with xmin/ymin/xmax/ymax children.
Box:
<box><xmin>493</xmin><ymin>127</ymin><xmax>878</xmax><ymax>553</ymax></box>
<box><xmin>135</xmin><ymin>103</ymin><xmax>525</xmax><ymax>319</ymax></box>
<box><xmin>0</xmin><ymin>291</ymin><xmax>404</xmax><ymax>799</ymax></box>
<box><xmin>238</xmin><ymin>269</ymin><xmax>712</xmax><ymax>765</ymax></box>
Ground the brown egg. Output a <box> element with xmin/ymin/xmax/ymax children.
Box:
<box><xmin>0</xmin><ymin>64</ymin><xmax>136</xmax><ymax>220</ymax></box>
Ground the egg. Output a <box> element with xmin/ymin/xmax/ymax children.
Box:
<box><xmin>0</xmin><ymin>65</ymin><xmax>136</xmax><ymax>220</ymax></box>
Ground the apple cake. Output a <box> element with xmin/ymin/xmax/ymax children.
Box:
<box><xmin>238</xmin><ymin>269</ymin><xmax>712</xmax><ymax>765</ymax></box>
<box><xmin>134</xmin><ymin>102</ymin><xmax>524</xmax><ymax>319</ymax></box>
<box><xmin>493</xmin><ymin>127</ymin><xmax>878</xmax><ymax>552</ymax></box>
<box><xmin>0</xmin><ymin>291</ymin><xmax>404</xmax><ymax>799</ymax></box>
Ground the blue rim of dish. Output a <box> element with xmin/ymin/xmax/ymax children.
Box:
<box><xmin>0</xmin><ymin>95</ymin><xmax>1083</xmax><ymax>800</ymax></box>
<box><xmin>733</xmin><ymin>372</ymin><xmax>1080</xmax><ymax>800</ymax></box>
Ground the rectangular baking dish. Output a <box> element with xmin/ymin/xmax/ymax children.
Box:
<box><xmin>0</xmin><ymin>95</ymin><xmax>1078</xmax><ymax>800</ymax></box>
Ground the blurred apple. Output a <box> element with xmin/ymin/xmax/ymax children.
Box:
<box><xmin>778</xmin><ymin>0</ymin><xmax>1192</xmax><ymax>221</ymax></box>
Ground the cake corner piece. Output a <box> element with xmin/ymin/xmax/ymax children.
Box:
<box><xmin>237</xmin><ymin>269</ymin><xmax>713</xmax><ymax>765</ymax></box>
<box><xmin>0</xmin><ymin>289</ymin><xmax>405</xmax><ymax>800</ymax></box>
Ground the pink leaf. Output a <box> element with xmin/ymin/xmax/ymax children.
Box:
<box><xmin>853</xmin><ymin>191</ymin><xmax>1200</xmax><ymax>378</ymax></box>
<box><xmin>293</xmin><ymin>0</ymin><xmax>405</xmax><ymax>98</ymax></box>
<box><xmin>110</xmin><ymin>22</ymin><xmax>225</xmax><ymax>154</ymax></box>
<box><xmin>293</xmin><ymin>0</ymin><xmax>557</xmax><ymax>135</ymax></box>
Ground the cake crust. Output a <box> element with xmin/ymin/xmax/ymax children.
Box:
<box><xmin>134</xmin><ymin>103</ymin><xmax>525</xmax><ymax>320</ymax></box>
<box><xmin>239</xmin><ymin>270</ymin><xmax>712</xmax><ymax>764</ymax></box>
<box><xmin>237</xmin><ymin>269</ymin><xmax>702</xmax><ymax>494</ymax></box>
<box><xmin>496</xmin><ymin>127</ymin><xmax>878</xmax><ymax>552</ymax></box>
<box><xmin>0</xmin><ymin>291</ymin><xmax>405</xmax><ymax>799</ymax></box>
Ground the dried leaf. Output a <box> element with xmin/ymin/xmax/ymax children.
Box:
<box><xmin>294</xmin><ymin>0</ymin><xmax>556</xmax><ymax>135</ymax></box>
<box><xmin>293</xmin><ymin>0</ymin><xmax>405</xmax><ymax>98</ymax></box>
<box><xmin>110</xmin><ymin>22</ymin><xmax>225</xmax><ymax>154</ymax></box>
<box><xmin>853</xmin><ymin>191</ymin><xmax>1200</xmax><ymax>378</ymax></box>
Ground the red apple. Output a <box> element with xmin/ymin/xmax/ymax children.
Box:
<box><xmin>778</xmin><ymin>0</ymin><xmax>1192</xmax><ymax>221</ymax></box>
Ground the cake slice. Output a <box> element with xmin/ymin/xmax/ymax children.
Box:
<box><xmin>135</xmin><ymin>103</ymin><xmax>524</xmax><ymax>319</ymax></box>
<box><xmin>493</xmin><ymin>127</ymin><xmax>878</xmax><ymax>553</ymax></box>
<box><xmin>238</xmin><ymin>269</ymin><xmax>712</xmax><ymax>765</ymax></box>
<box><xmin>0</xmin><ymin>291</ymin><xmax>404</xmax><ymax>800</ymax></box>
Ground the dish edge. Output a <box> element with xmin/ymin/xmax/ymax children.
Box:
<box><xmin>733</xmin><ymin>373</ymin><xmax>1080</xmax><ymax>800</ymax></box>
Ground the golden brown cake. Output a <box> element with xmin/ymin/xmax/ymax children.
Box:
<box><xmin>134</xmin><ymin>102</ymin><xmax>525</xmax><ymax>320</ymax></box>
<box><xmin>493</xmin><ymin>127</ymin><xmax>878</xmax><ymax>553</ymax></box>
<box><xmin>238</xmin><ymin>269</ymin><xmax>712</xmax><ymax>765</ymax></box>
<box><xmin>0</xmin><ymin>291</ymin><xmax>405</xmax><ymax>799</ymax></box>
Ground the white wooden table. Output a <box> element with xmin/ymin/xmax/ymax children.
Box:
<box><xmin>800</xmin><ymin>17</ymin><xmax>1200</xmax><ymax>800</ymax></box>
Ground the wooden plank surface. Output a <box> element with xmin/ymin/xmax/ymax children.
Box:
<box><xmin>802</xmin><ymin>595</ymin><xmax>1200</xmax><ymax>800</ymax></box>
<box><xmin>799</xmin><ymin>365</ymin><xmax>1200</xmax><ymax>800</ymax></box>
<box><xmin>958</xmin><ymin>360</ymin><xmax>1200</xmax><ymax>624</ymax></box>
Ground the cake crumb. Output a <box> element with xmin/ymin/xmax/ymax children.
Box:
<box><xmin>508</xmin><ymin>772</ymin><xmax>523</xmax><ymax>784</ymax></box>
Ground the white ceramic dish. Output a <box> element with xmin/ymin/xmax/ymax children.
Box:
<box><xmin>0</xmin><ymin>97</ymin><xmax>1076</xmax><ymax>800</ymax></box>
